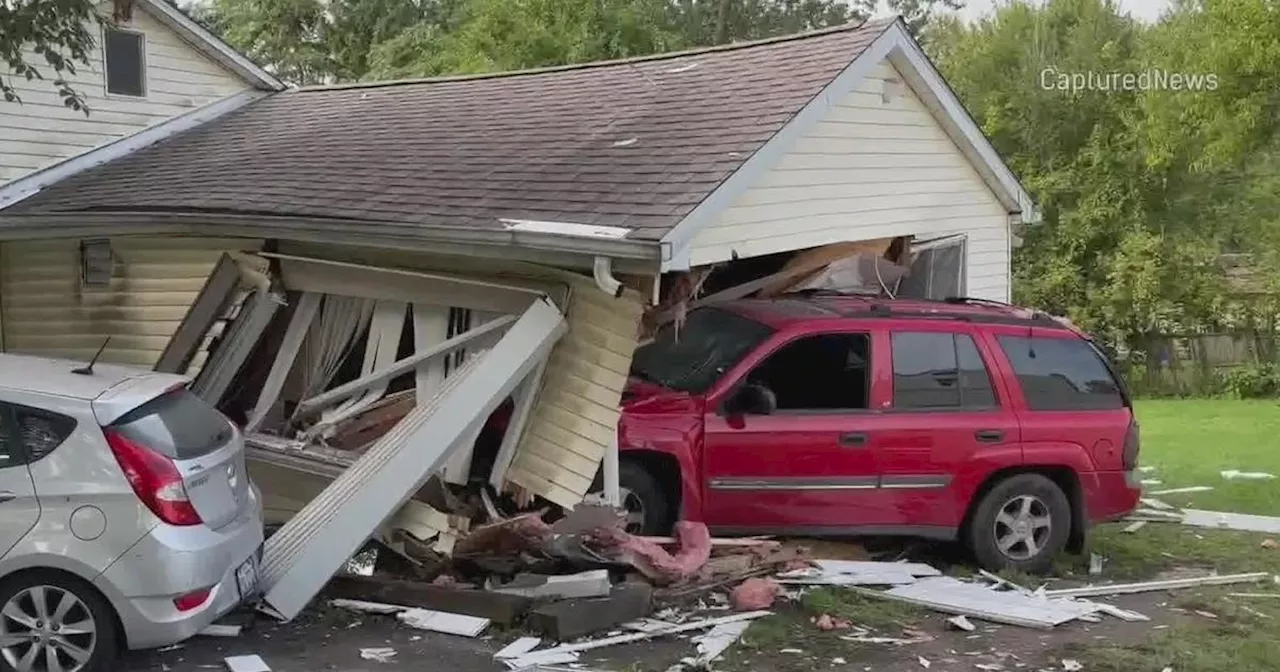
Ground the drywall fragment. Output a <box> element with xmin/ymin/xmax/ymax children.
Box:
<box><xmin>872</xmin><ymin>577</ymin><xmax>1100</xmax><ymax>629</ymax></box>
<box><xmin>511</xmin><ymin>610</ymin><xmax>771</xmax><ymax>664</ymax></box>
<box><xmin>397</xmin><ymin>607</ymin><xmax>490</xmax><ymax>636</ymax></box>
<box><xmin>1076</xmin><ymin>602</ymin><xmax>1149</xmax><ymax>622</ymax></box>
<box><xmin>1221</xmin><ymin>470</ymin><xmax>1275</xmax><ymax>480</ymax></box>
<box><xmin>918</xmin><ymin>655</ymin><xmax>931</xmax><ymax>668</ymax></box>
<box><xmin>360</xmin><ymin>647</ymin><xmax>397</xmax><ymax>663</ymax></box>
<box><xmin>1140</xmin><ymin>498</ymin><xmax>1175</xmax><ymax>511</ymax></box>
<box><xmin>947</xmin><ymin>615</ymin><xmax>976</xmax><ymax>631</ymax></box>
<box><xmin>815</xmin><ymin>560</ymin><xmax>942</xmax><ymax>577</ymax></box>
<box><xmin>505</xmin><ymin>650</ymin><xmax>581</xmax><ymax>669</ymax></box>
<box><xmin>1089</xmin><ymin>555</ymin><xmax>1105</xmax><ymax>575</ymax></box>
<box><xmin>1043</xmin><ymin>572</ymin><xmax>1268</xmax><ymax>598</ymax></box>
<box><xmin>495</xmin><ymin>637</ymin><xmax>543</xmax><ymax>659</ymax></box>
<box><xmin>200</xmin><ymin>624</ymin><xmax>243</xmax><ymax>637</ymax></box>
<box><xmin>1140</xmin><ymin>479</ymin><xmax>1162</xmax><ymax>486</ymax></box>
<box><xmin>225</xmin><ymin>655</ymin><xmax>271</xmax><ymax>672</ymax></box>
<box><xmin>689</xmin><ymin>620</ymin><xmax>751</xmax><ymax>666</ymax></box>
<box><xmin>1122</xmin><ymin>521</ymin><xmax>1147</xmax><ymax>533</ymax></box>
<box><xmin>493</xmin><ymin>570</ymin><xmax>612</xmax><ymax>599</ymax></box>
<box><xmin>1181</xmin><ymin>510</ymin><xmax>1280</xmax><ymax>534</ymax></box>
<box><xmin>1062</xmin><ymin>659</ymin><xmax>1082</xmax><ymax>671</ymax></box>
<box><xmin>1148</xmin><ymin>486</ymin><xmax>1213</xmax><ymax>495</ymax></box>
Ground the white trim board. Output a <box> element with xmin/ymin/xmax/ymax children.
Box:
<box><xmin>659</xmin><ymin>18</ymin><xmax>1037</xmax><ymax>272</ymax></box>
<box><xmin>137</xmin><ymin>0</ymin><xmax>283</xmax><ymax>91</ymax></box>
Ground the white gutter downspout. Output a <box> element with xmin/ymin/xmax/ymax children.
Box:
<box><xmin>592</xmin><ymin>256</ymin><xmax>625</xmax><ymax>507</ymax></box>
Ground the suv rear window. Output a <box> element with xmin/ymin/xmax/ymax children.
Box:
<box><xmin>110</xmin><ymin>388</ymin><xmax>233</xmax><ymax>460</ymax></box>
<box><xmin>997</xmin><ymin>336</ymin><xmax>1126</xmax><ymax>411</ymax></box>
<box><xmin>630</xmin><ymin>307</ymin><xmax>776</xmax><ymax>395</ymax></box>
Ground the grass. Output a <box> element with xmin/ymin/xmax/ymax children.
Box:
<box><xmin>1068</xmin><ymin>398</ymin><xmax>1280</xmax><ymax>672</ymax></box>
<box><xmin>1135</xmin><ymin>398</ymin><xmax>1280</xmax><ymax>514</ymax></box>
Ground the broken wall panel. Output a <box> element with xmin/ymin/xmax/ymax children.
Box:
<box><xmin>260</xmin><ymin>297</ymin><xmax>568</xmax><ymax>620</ymax></box>
<box><xmin>506</xmin><ymin>271</ymin><xmax>645</xmax><ymax>508</ymax></box>
<box><xmin>0</xmin><ymin>237</ymin><xmax>264</xmax><ymax>367</ymax></box>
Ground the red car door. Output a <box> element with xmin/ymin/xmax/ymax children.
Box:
<box><xmin>700</xmin><ymin>327</ymin><xmax>896</xmax><ymax>532</ymax></box>
<box><xmin>868</xmin><ymin>324</ymin><xmax>1023</xmax><ymax>532</ymax></box>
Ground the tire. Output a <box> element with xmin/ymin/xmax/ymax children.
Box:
<box><xmin>0</xmin><ymin>570</ymin><xmax>119</xmax><ymax>672</ymax></box>
<box><xmin>967</xmin><ymin>473</ymin><xmax>1072</xmax><ymax>574</ymax></box>
<box><xmin>619</xmin><ymin>460</ymin><xmax>672</xmax><ymax>536</ymax></box>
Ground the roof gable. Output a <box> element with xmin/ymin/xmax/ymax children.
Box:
<box><xmin>138</xmin><ymin>0</ymin><xmax>283</xmax><ymax>91</ymax></box>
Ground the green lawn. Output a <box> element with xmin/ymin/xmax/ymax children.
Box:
<box><xmin>1135</xmin><ymin>398</ymin><xmax>1280</xmax><ymax>514</ymax></box>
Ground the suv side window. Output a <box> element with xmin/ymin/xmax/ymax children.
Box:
<box><xmin>997</xmin><ymin>336</ymin><xmax>1125</xmax><ymax>410</ymax></box>
<box><xmin>892</xmin><ymin>332</ymin><xmax>997</xmax><ymax>410</ymax></box>
<box><xmin>747</xmin><ymin>333</ymin><xmax>870</xmax><ymax>411</ymax></box>
<box><xmin>2</xmin><ymin>405</ymin><xmax>77</xmax><ymax>463</ymax></box>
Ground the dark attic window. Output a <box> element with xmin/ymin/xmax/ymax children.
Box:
<box><xmin>105</xmin><ymin>28</ymin><xmax>146</xmax><ymax>97</ymax></box>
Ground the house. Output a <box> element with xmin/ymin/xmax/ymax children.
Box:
<box><xmin>0</xmin><ymin>17</ymin><xmax>1036</xmax><ymax>621</ymax></box>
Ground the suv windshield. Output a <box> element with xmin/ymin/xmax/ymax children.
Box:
<box><xmin>630</xmin><ymin>307</ymin><xmax>776</xmax><ymax>394</ymax></box>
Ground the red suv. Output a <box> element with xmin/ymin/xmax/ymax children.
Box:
<box><xmin>617</xmin><ymin>295</ymin><xmax>1141</xmax><ymax>572</ymax></box>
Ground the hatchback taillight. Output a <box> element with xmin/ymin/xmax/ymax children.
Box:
<box><xmin>104</xmin><ymin>429</ymin><xmax>203</xmax><ymax>526</ymax></box>
<box><xmin>1122</xmin><ymin>418</ymin><xmax>1141</xmax><ymax>470</ymax></box>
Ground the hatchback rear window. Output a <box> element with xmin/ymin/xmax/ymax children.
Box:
<box><xmin>997</xmin><ymin>336</ymin><xmax>1126</xmax><ymax>411</ymax></box>
<box><xmin>110</xmin><ymin>388</ymin><xmax>233</xmax><ymax>460</ymax></box>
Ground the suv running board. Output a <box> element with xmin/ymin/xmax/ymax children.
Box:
<box><xmin>257</xmin><ymin>297</ymin><xmax>567</xmax><ymax>621</ymax></box>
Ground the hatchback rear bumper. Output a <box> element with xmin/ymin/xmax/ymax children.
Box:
<box><xmin>95</xmin><ymin>483</ymin><xmax>264</xmax><ymax>650</ymax></box>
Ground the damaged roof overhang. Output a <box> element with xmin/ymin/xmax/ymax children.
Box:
<box><xmin>0</xmin><ymin>210</ymin><xmax>667</xmax><ymax>272</ymax></box>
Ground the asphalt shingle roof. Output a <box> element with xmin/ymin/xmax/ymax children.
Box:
<box><xmin>4</xmin><ymin>19</ymin><xmax>894</xmax><ymax>241</ymax></box>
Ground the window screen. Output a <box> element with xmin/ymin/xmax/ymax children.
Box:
<box><xmin>997</xmin><ymin>336</ymin><xmax>1126</xmax><ymax>411</ymax></box>
<box><xmin>898</xmin><ymin>240</ymin><xmax>966</xmax><ymax>301</ymax></box>
<box><xmin>105</xmin><ymin>28</ymin><xmax>145</xmax><ymax>97</ymax></box>
<box><xmin>892</xmin><ymin>332</ymin><xmax>998</xmax><ymax>410</ymax></box>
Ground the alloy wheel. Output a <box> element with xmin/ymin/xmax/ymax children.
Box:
<box><xmin>0</xmin><ymin>585</ymin><xmax>97</xmax><ymax>672</ymax></box>
<box><xmin>993</xmin><ymin>494</ymin><xmax>1053</xmax><ymax>561</ymax></box>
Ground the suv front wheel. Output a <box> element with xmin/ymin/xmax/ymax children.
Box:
<box><xmin>967</xmin><ymin>473</ymin><xmax>1071</xmax><ymax>574</ymax></box>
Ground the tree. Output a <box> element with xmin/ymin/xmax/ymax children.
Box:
<box><xmin>0</xmin><ymin>0</ymin><xmax>113</xmax><ymax>112</ymax></box>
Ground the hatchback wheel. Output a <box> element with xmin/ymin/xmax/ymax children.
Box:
<box><xmin>967</xmin><ymin>474</ymin><xmax>1071</xmax><ymax>574</ymax></box>
<box><xmin>0</xmin><ymin>572</ymin><xmax>117</xmax><ymax>672</ymax></box>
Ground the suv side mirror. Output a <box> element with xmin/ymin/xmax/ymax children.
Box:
<box><xmin>724</xmin><ymin>383</ymin><xmax>777</xmax><ymax>416</ymax></box>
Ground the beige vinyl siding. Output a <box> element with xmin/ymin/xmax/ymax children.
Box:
<box><xmin>0</xmin><ymin>5</ymin><xmax>251</xmax><ymax>184</ymax></box>
<box><xmin>0</xmin><ymin>237</ymin><xmax>264</xmax><ymax>367</ymax></box>
<box><xmin>506</xmin><ymin>271</ymin><xmax>644</xmax><ymax>508</ymax></box>
<box><xmin>687</xmin><ymin>59</ymin><xmax>1012</xmax><ymax>301</ymax></box>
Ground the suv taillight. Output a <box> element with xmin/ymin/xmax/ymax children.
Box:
<box><xmin>1122</xmin><ymin>418</ymin><xmax>1141</xmax><ymax>471</ymax></box>
<box><xmin>104</xmin><ymin>429</ymin><xmax>202</xmax><ymax>526</ymax></box>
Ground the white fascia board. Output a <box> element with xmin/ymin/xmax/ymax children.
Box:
<box><xmin>140</xmin><ymin>0</ymin><xmax>284</xmax><ymax>91</ymax></box>
<box><xmin>658</xmin><ymin>20</ymin><xmax>1038</xmax><ymax>272</ymax></box>
<box><xmin>0</xmin><ymin>89</ymin><xmax>269</xmax><ymax>211</ymax></box>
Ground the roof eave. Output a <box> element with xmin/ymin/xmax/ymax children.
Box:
<box><xmin>0</xmin><ymin>89</ymin><xmax>271</xmax><ymax>212</ymax></box>
<box><xmin>140</xmin><ymin>0</ymin><xmax>284</xmax><ymax>91</ymax></box>
<box><xmin>658</xmin><ymin>18</ymin><xmax>1039</xmax><ymax>272</ymax></box>
<box><xmin>0</xmin><ymin>211</ymin><xmax>667</xmax><ymax>270</ymax></box>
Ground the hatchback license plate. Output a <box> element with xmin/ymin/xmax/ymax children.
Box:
<box><xmin>235</xmin><ymin>556</ymin><xmax>259</xmax><ymax>599</ymax></box>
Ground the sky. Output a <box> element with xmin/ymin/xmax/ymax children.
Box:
<box><xmin>946</xmin><ymin>0</ymin><xmax>1174</xmax><ymax>22</ymax></box>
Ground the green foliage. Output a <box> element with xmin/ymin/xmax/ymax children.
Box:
<box><xmin>1220</xmin><ymin>363</ymin><xmax>1280</xmax><ymax>399</ymax></box>
<box><xmin>0</xmin><ymin>0</ymin><xmax>101</xmax><ymax>113</ymax></box>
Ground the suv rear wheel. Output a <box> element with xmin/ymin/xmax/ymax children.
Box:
<box><xmin>967</xmin><ymin>474</ymin><xmax>1071</xmax><ymax>574</ymax></box>
<box><xmin>0</xmin><ymin>571</ymin><xmax>118</xmax><ymax>672</ymax></box>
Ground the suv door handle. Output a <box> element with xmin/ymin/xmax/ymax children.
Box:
<box><xmin>975</xmin><ymin>430</ymin><xmax>1004</xmax><ymax>443</ymax></box>
<box><xmin>839</xmin><ymin>432</ymin><xmax>869</xmax><ymax>447</ymax></box>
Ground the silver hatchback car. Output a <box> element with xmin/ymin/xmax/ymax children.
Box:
<box><xmin>0</xmin><ymin>353</ymin><xmax>264</xmax><ymax>672</ymax></box>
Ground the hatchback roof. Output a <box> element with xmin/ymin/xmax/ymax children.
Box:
<box><xmin>0</xmin><ymin>353</ymin><xmax>161</xmax><ymax>400</ymax></box>
<box><xmin>716</xmin><ymin>294</ymin><xmax>1077</xmax><ymax>332</ymax></box>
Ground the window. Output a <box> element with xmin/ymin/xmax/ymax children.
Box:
<box><xmin>899</xmin><ymin>238</ymin><xmax>966</xmax><ymax>300</ymax></box>
<box><xmin>104</xmin><ymin>28</ymin><xmax>146</xmax><ymax>97</ymax></box>
<box><xmin>0</xmin><ymin>404</ymin><xmax>76</xmax><ymax>465</ymax></box>
<box><xmin>892</xmin><ymin>332</ymin><xmax>997</xmax><ymax>410</ymax></box>
<box><xmin>630</xmin><ymin>308</ymin><xmax>776</xmax><ymax>395</ymax></box>
<box><xmin>746</xmin><ymin>333</ymin><xmax>870</xmax><ymax>411</ymax></box>
<box><xmin>111</xmin><ymin>388</ymin><xmax>233</xmax><ymax>460</ymax></box>
<box><xmin>997</xmin><ymin>336</ymin><xmax>1126</xmax><ymax>411</ymax></box>
<box><xmin>15</xmin><ymin>408</ymin><xmax>77</xmax><ymax>462</ymax></box>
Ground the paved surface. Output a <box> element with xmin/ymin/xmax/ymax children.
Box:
<box><xmin>118</xmin><ymin>606</ymin><xmax>502</xmax><ymax>672</ymax></box>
